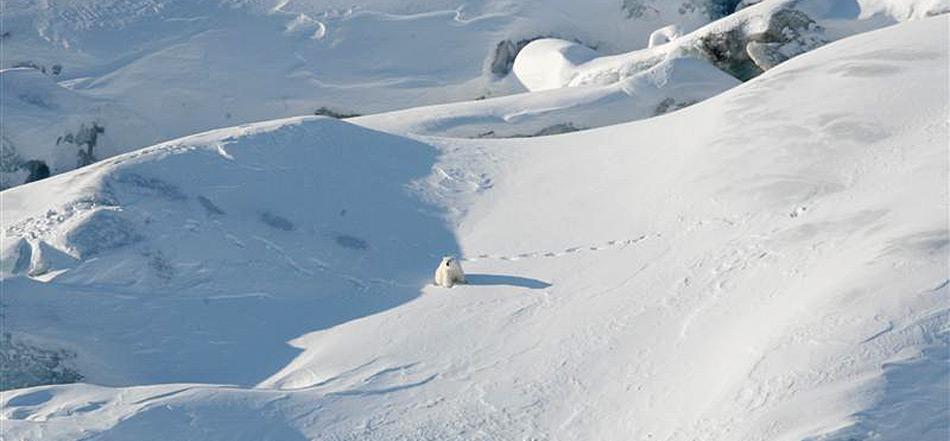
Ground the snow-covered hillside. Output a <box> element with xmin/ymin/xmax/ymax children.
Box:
<box><xmin>3</xmin><ymin>0</ymin><xmax>948</xmax><ymax>188</ymax></box>
<box><xmin>2</xmin><ymin>11</ymin><xmax>947</xmax><ymax>441</ymax></box>
<box><xmin>0</xmin><ymin>0</ymin><xmax>725</xmax><ymax>189</ymax></box>
<box><xmin>358</xmin><ymin>0</ymin><xmax>950</xmax><ymax>138</ymax></box>
<box><xmin>0</xmin><ymin>68</ymin><xmax>161</xmax><ymax>188</ymax></box>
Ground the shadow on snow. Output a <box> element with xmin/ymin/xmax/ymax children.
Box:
<box><xmin>465</xmin><ymin>274</ymin><xmax>551</xmax><ymax>289</ymax></box>
<box><xmin>3</xmin><ymin>117</ymin><xmax>460</xmax><ymax>388</ymax></box>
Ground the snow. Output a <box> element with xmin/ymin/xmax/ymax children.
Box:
<box><xmin>3</xmin><ymin>0</ymin><xmax>947</xmax><ymax>189</ymax></box>
<box><xmin>0</xmin><ymin>0</ymin><xmax>728</xmax><ymax>189</ymax></box>
<box><xmin>649</xmin><ymin>25</ymin><xmax>683</xmax><ymax>48</ymax></box>
<box><xmin>0</xmin><ymin>68</ymin><xmax>161</xmax><ymax>188</ymax></box>
<box><xmin>355</xmin><ymin>54</ymin><xmax>740</xmax><ymax>138</ymax></box>
<box><xmin>1</xmin><ymin>10</ymin><xmax>947</xmax><ymax>440</ymax></box>
<box><xmin>2</xmin><ymin>115</ymin><xmax>458</xmax><ymax>386</ymax></box>
<box><xmin>512</xmin><ymin>39</ymin><xmax>600</xmax><ymax>91</ymax></box>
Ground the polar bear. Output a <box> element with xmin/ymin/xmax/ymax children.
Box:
<box><xmin>434</xmin><ymin>256</ymin><xmax>466</xmax><ymax>287</ymax></box>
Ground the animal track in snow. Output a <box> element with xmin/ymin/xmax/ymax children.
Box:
<box><xmin>461</xmin><ymin>234</ymin><xmax>652</xmax><ymax>263</ymax></box>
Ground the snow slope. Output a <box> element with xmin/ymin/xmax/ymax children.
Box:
<box><xmin>512</xmin><ymin>0</ymin><xmax>950</xmax><ymax>91</ymax></box>
<box><xmin>1</xmin><ymin>116</ymin><xmax>458</xmax><ymax>387</ymax></box>
<box><xmin>2</xmin><ymin>14</ymin><xmax>947</xmax><ymax>441</ymax></box>
<box><xmin>0</xmin><ymin>0</ymin><xmax>725</xmax><ymax>186</ymax></box>
<box><xmin>9</xmin><ymin>0</ymin><xmax>950</xmax><ymax>188</ymax></box>
<box><xmin>0</xmin><ymin>0</ymin><xmax>731</xmax><ymax>188</ymax></box>
<box><xmin>352</xmin><ymin>0</ymin><xmax>950</xmax><ymax>138</ymax></box>
<box><xmin>4</xmin><ymin>0</ymin><xmax>946</xmax><ymax>190</ymax></box>
<box><xmin>0</xmin><ymin>68</ymin><xmax>161</xmax><ymax>188</ymax></box>
<box><xmin>354</xmin><ymin>54</ymin><xmax>740</xmax><ymax>138</ymax></box>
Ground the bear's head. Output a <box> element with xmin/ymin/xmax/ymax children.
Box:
<box><xmin>441</xmin><ymin>256</ymin><xmax>455</xmax><ymax>267</ymax></box>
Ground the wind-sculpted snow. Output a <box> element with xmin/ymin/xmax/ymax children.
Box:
<box><xmin>2</xmin><ymin>15</ymin><xmax>947</xmax><ymax>441</ymax></box>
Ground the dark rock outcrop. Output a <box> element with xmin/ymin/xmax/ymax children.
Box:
<box><xmin>695</xmin><ymin>8</ymin><xmax>826</xmax><ymax>80</ymax></box>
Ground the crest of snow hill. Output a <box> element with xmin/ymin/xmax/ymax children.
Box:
<box><xmin>0</xmin><ymin>1</ymin><xmax>948</xmax><ymax>440</ymax></box>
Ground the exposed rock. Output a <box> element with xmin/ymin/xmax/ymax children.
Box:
<box><xmin>22</xmin><ymin>160</ymin><xmax>51</xmax><ymax>184</ymax></box>
<box><xmin>314</xmin><ymin>107</ymin><xmax>361</xmax><ymax>119</ymax></box>
<box><xmin>622</xmin><ymin>0</ymin><xmax>660</xmax><ymax>19</ymax></box>
<box><xmin>57</xmin><ymin>122</ymin><xmax>105</xmax><ymax>167</ymax></box>
<box><xmin>1</xmin><ymin>137</ymin><xmax>27</xmax><ymax>189</ymax></box>
<box><xmin>528</xmin><ymin>122</ymin><xmax>582</xmax><ymax>137</ymax></box>
<box><xmin>736</xmin><ymin>0</ymin><xmax>765</xmax><ymax>10</ymax></box>
<box><xmin>695</xmin><ymin>7</ymin><xmax>826</xmax><ymax>80</ymax></box>
<box><xmin>755</xmin><ymin>8</ymin><xmax>820</xmax><ymax>41</ymax></box>
<box><xmin>0</xmin><ymin>333</ymin><xmax>83</xmax><ymax>391</ymax></box>
<box><xmin>491</xmin><ymin>38</ymin><xmax>536</xmax><ymax>76</ymax></box>
<box><xmin>698</xmin><ymin>26</ymin><xmax>763</xmax><ymax>81</ymax></box>
<box><xmin>678</xmin><ymin>0</ymin><xmax>743</xmax><ymax>19</ymax></box>
<box><xmin>746</xmin><ymin>41</ymin><xmax>788</xmax><ymax>70</ymax></box>
<box><xmin>654</xmin><ymin>97</ymin><xmax>699</xmax><ymax>116</ymax></box>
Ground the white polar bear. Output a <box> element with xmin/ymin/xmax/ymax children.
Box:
<box><xmin>434</xmin><ymin>256</ymin><xmax>466</xmax><ymax>287</ymax></box>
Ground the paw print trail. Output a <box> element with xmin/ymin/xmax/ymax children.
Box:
<box><xmin>459</xmin><ymin>234</ymin><xmax>655</xmax><ymax>263</ymax></box>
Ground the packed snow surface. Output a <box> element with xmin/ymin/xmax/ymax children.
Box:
<box><xmin>1</xmin><ymin>12</ymin><xmax>947</xmax><ymax>440</ymax></box>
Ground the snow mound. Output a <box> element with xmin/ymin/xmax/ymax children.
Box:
<box><xmin>512</xmin><ymin>39</ymin><xmax>600</xmax><ymax>91</ymax></box>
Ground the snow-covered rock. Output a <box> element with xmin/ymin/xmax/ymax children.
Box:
<box><xmin>511</xmin><ymin>0</ymin><xmax>950</xmax><ymax>89</ymax></box>
<box><xmin>648</xmin><ymin>24</ymin><xmax>683</xmax><ymax>48</ymax></box>
<box><xmin>512</xmin><ymin>39</ymin><xmax>600</xmax><ymax>91</ymax></box>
